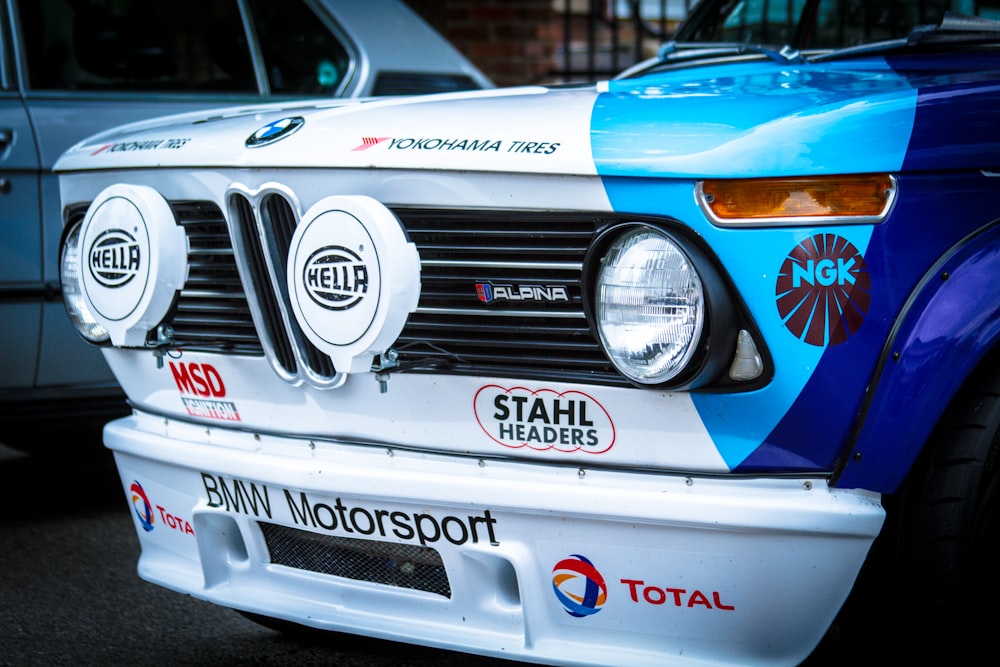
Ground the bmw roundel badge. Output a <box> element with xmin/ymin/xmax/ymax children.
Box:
<box><xmin>246</xmin><ymin>117</ymin><xmax>305</xmax><ymax>148</ymax></box>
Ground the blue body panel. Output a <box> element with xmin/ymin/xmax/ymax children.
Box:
<box><xmin>593</xmin><ymin>53</ymin><xmax>1000</xmax><ymax>491</ymax></box>
<box><xmin>839</xmin><ymin>221</ymin><xmax>1000</xmax><ymax>490</ymax></box>
<box><xmin>594</xmin><ymin>59</ymin><xmax>916</xmax><ymax>178</ymax></box>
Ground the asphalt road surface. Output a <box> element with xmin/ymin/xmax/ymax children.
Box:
<box><xmin>0</xmin><ymin>434</ymin><xmax>854</xmax><ymax>667</ymax></box>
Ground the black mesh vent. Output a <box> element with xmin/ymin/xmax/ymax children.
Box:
<box><xmin>166</xmin><ymin>201</ymin><xmax>261</xmax><ymax>354</ymax></box>
<box><xmin>260</xmin><ymin>522</ymin><xmax>451</xmax><ymax>598</ymax></box>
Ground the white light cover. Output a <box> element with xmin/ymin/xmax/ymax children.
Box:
<box><xmin>78</xmin><ymin>184</ymin><xmax>188</xmax><ymax>347</ymax></box>
<box><xmin>287</xmin><ymin>195</ymin><xmax>420</xmax><ymax>374</ymax></box>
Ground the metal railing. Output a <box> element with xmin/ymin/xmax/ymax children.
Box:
<box><xmin>551</xmin><ymin>0</ymin><xmax>696</xmax><ymax>83</ymax></box>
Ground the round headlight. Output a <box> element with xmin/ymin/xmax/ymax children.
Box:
<box><xmin>60</xmin><ymin>219</ymin><xmax>110</xmax><ymax>343</ymax></box>
<box><xmin>595</xmin><ymin>227</ymin><xmax>704</xmax><ymax>384</ymax></box>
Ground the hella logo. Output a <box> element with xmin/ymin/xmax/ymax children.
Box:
<box><xmin>303</xmin><ymin>245</ymin><xmax>370</xmax><ymax>311</ymax></box>
<box><xmin>89</xmin><ymin>229</ymin><xmax>141</xmax><ymax>288</ymax></box>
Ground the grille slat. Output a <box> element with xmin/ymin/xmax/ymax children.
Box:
<box><xmin>400</xmin><ymin>335</ymin><xmax>599</xmax><ymax>352</ymax></box>
<box><xmin>418</xmin><ymin>244</ymin><xmax>587</xmax><ymax>256</ymax></box>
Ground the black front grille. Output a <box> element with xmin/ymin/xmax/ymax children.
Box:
<box><xmin>77</xmin><ymin>193</ymin><xmax>624</xmax><ymax>385</ymax></box>
<box><xmin>394</xmin><ymin>209</ymin><xmax>617</xmax><ymax>382</ymax></box>
<box><xmin>260</xmin><ymin>522</ymin><xmax>451</xmax><ymax>598</ymax></box>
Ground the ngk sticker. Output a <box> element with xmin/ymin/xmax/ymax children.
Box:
<box><xmin>474</xmin><ymin>385</ymin><xmax>616</xmax><ymax>453</ymax></box>
<box><xmin>776</xmin><ymin>233</ymin><xmax>870</xmax><ymax>346</ymax></box>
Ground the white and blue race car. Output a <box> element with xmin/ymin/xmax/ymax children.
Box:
<box><xmin>55</xmin><ymin>2</ymin><xmax>1000</xmax><ymax>665</ymax></box>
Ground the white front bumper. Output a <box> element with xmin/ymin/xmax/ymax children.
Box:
<box><xmin>106</xmin><ymin>411</ymin><xmax>883</xmax><ymax>667</ymax></box>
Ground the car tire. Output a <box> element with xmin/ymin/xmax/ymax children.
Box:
<box><xmin>896</xmin><ymin>358</ymin><xmax>1000</xmax><ymax>651</ymax></box>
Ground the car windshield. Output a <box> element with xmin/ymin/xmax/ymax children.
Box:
<box><xmin>676</xmin><ymin>0</ymin><xmax>1000</xmax><ymax>51</ymax></box>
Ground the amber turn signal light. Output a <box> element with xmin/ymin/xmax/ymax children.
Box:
<box><xmin>697</xmin><ymin>174</ymin><xmax>896</xmax><ymax>226</ymax></box>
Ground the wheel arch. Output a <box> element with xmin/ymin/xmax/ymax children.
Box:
<box><xmin>834</xmin><ymin>220</ymin><xmax>1000</xmax><ymax>493</ymax></box>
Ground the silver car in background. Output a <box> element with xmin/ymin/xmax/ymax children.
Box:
<box><xmin>0</xmin><ymin>0</ymin><xmax>491</xmax><ymax>452</ymax></box>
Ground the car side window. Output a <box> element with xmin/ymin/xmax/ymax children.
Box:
<box><xmin>246</xmin><ymin>0</ymin><xmax>352</xmax><ymax>96</ymax></box>
<box><xmin>16</xmin><ymin>0</ymin><xmax>258</xmax><ymax>93</ymax></box>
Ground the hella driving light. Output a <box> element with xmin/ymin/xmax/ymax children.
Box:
<box><xmin>76</xmin><ymin>184</ymin><xmax>189</xmax><ymax>347</ymax></box>
<box><xmin>596</xmin><ymin>226</ymin><xmax>704</xmax><ymax>384</ymax></box>
<box><xmin>60</xmin><ymin>219</ymin><xmax>110</xmax><ymax>343</ymax></box>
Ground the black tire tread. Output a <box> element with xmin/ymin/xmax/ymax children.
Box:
<box><xmin>900</xmin><ymin>361</ymin><xmax>1000</xmax><ymax>629</ymax></box>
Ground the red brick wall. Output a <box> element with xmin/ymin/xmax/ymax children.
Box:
<box><xmin>405</xmin><ymin>0</ymin><xmax>556</xmax><ymax>87</ymax></box>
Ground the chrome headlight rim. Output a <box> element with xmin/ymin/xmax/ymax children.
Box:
<box><xmin>59</xmin><ymin>216</ymin><xmax>111</xmax><ymax>345</ymax></box>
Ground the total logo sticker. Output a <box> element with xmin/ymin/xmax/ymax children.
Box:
<box><xmin>128</xmin><ymin>480</ymin><xmax>194</xmax><ymax>536</ymax></box>
<box><xmin>775</xmin><ymin>233</ymin><xmax>870</xmax><ymax>346</ymax></box>
<box><xmin>550</xmin><ymin>553</ymin><xmax>737</xmax><ymax>620</ymax></box>
<box><xmin>130</xmin><ymin>481</ymin><xmax>155</xmax><ymax>532</ymax></box>
<box><xmin>473</xmin><ymin>385</ymin><xmax>616</xmax><ymax>454</ymax></box>
<box><xmin>552</xmin><ymin>554</ymin><xmax>608</xmax><ymax>617</ymax></box>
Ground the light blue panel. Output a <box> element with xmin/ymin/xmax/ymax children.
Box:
<box><xmin>594</xmin><ymin>59</ymin><xmax>917</xmax><ymax>178</ymax></box>
<box><xmin>591</xmin><ymin>57</ymin><xmax>919</xmax><ymax>468</ymax></box>
<box><xmin>598</xmin><ymin>178</ymin><xmax>870</xmax><ymax>468</ymax></box>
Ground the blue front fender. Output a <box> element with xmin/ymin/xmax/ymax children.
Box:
<box><xmin>836</xmin><ymin>220</ymin><xmax>1000</xmax><ymax>492</ymax></box>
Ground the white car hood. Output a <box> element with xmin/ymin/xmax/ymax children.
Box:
<box><xmin>54</xmin><ymin>86</ymin><xmax>600</xmax><ymax>177</ymax></box>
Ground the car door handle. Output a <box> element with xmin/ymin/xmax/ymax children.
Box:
<box><xmin>0</xmin><ymin>129</ymin><xmax>12</xmax><ymax>193</ymax></box>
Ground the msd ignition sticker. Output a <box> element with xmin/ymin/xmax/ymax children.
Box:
<box><xmin>776</xmin><ymin>233</ymin><xmax>870</xmax><ymax>346</ymax></box>
<box><xmin>474</xmin><ymin>385</ymin><xmax>616</xmax><ymax>453</ymax></box>
<box><xmin>168</xmin><ymin>360</ymin><xmax>241</xmax><ymax>422</ymax></box>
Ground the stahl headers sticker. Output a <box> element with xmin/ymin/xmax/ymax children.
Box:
<box><xmin>474</xmin><ymin>385</ymin><xmax>616</xmax><ymax>454</ymax></box>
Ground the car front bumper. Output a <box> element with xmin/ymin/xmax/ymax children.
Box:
<box><xmin>107</xmin><ymin>411</ymin><xmax>883</xmax><ymax>667</ymax></box>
